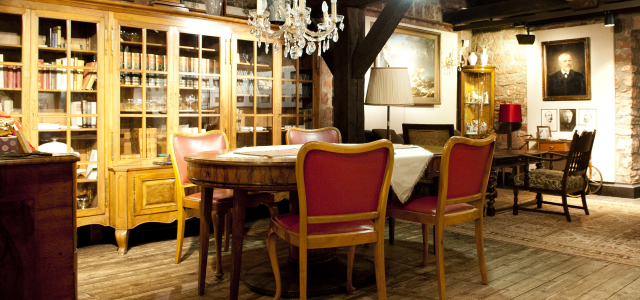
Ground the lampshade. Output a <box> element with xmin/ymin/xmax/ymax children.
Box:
<box><xmin>499</xmin><ymin>104</ymin><xmax>522</xmax><ymax>123</ymax></box>
<box><xmin>365</xmin><ymin>67</ymin><xmax>413</xmax><ymax>106</ymax></box>
<box><xmin>605</xmin><ymin>11</ymin><xmax>615</xmax><ymax>27</ymax></box>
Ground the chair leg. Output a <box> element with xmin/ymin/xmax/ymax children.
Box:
<box><xmin>266</xmin><ymin>229</ymin><xmax>281</xmax><ymax>300</ymax></box>
<box><xmin>224</xmin><ymin>211</ymin><xmax>231</xmax><ymax>252</ymax></box>
<box><xmin>561</xmin><ymin>194</ymin><xmax>572</xmax><ymax>222</ymax></box>
<box><xmin>513</xmin><ymin>188</ymin><xmax>519</xmax><ymax>215</ymax></box>
<box><xmin>388</xmin><ymin>217</ymin><xmax>395</xmax><ymax>245</ymax></box>
<box><xmin>421</xmin><ymin>224</ymin><xmax>429</xmax><ymax>267</ymax></box>
<box><xmin>175</xmin><ymin>206</ymin><xmax>187</xmax><ymax>264</ymax></box>
<box><xmin>299</xmin><ymin>245</ymin><xmax>308</xmax><ymax>300</ymax></box>
<box><xmin>475</xmin><ymin>218</ymin><xmax>488</xmax><ymax>285</ymax></box>
<box><xmin>346</xmin><ymin>245</ymin><xmax>356</xmax><ymax>293</ymax></box>
<box><xmin>213</xmin><ymin>210</ymin><xmax>225</xmax><ymax>278</ymax></box>
<box><xmin>434</xmin><ymin>226</ymin><xmax>446</xmax><ymax>300</ymax></box>
<box><xmin>374</xmin><ymin>239</ymin><xmax>388</xmax><ymax>300</ymax></box>
<box><xmin>581</xmin><ymin>191</ymin><xmax>590</xmax><ymax>215</ymax></box>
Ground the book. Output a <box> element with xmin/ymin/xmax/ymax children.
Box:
<box><xmin>85</xmin><ymin>149</ymin><xmax>98</xmax><ymax>179</ymax></box>
<box><xmin>0</xmin><ymin>54</ymin><xmax>4</xmax><ymax>88</ymax></box>
<box><xmin>70</xmin><ymin>101</ymin><xmax>83</xmax><ymax>127</ymax></box>
<box><xmin>132</xmin><ymin>52</ymin><xmax>140</xmax><ymax>70</ymax></box>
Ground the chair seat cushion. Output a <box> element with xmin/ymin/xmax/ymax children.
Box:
<box><xmin>185</xmin><ymin>189</ymin><xmax>234</xmax><ymax>202</ymax></box>
<box><xmin>514</xmin><ymin>169</ymin><xmax>584</xmax><ymax>191</ymax></box>
<box><xmin>388</xmin><ymin>196</ymin><xmax>475</xmax><ymax>215</ymax></box>
<box><xmin>274</xmin><ymin>214</ymin><xmax>374</xmax><ymax>235</ymax></box>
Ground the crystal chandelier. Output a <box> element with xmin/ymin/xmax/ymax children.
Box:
<box><xmin>248</xmin><ymin>0</ymin><xmax>344</xmax><ymax>59</ymax></box>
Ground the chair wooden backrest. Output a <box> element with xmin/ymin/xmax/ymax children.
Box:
<box><xmin>437</xmin><ymin>135</ymin><xmax>496</xmax><ymax>219</ymax></box>
<box><xmin>563</xmin><ymin>130</ymin><xmax>596</xmax><ymax>179</ymax></box>
<box><xmin>169</xmin><ymin>131</ymin><xmax>229</xmax><ymax>197</ymax></box>
<box><xmin>402</xmin><ymin>124</ymin><xmax>455</xmax><ymax>147</ymax></box>
<box><xmin>295</xmin><ymin>140</ymin><xmax>394</xmax><ymax>240</ymax></box>
<box><xmin>286</xmin><ymin>127</ymin><xmax>341</xmax><ymax>145</ymax></box>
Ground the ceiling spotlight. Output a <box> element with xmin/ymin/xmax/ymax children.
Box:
<box><xmin>605</xmin><ymin>11</ymin><xmax>615</xmax><ymax>27</ymax></box>
<box><xmin>516</xmin><ymin>26</ymin><xmax>535</xmax><ymax>45</ymax></box>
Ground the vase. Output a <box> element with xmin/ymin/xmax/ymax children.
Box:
<box><xmin>469</xmin><ymin>52</ymin><xmax>478</xmax><ymax>66</ymax></box>
<box><xmin>481</xmin><ymin>48</ymin><xmax>488</xmax><ymax>66</ymax></box>
<box><xmin>204</xmin><ymin>0</ymin><xmax>223</xmax><ymax>16</ymax></box>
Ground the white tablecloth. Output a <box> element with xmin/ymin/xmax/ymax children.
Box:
<box><xmin>220</xmin><ymin>144</ymin><xmax>433</xmax><ymax>203</ymax></box>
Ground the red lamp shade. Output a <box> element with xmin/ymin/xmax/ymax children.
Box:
<box><xmin>499</xmin><ymin>104</ymin><xmax>522</xmax><ymax>123</ymax></box>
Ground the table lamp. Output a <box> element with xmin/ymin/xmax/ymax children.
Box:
<box><xmin>365</xmin><ymin>67</ymin><xmax>413</xmax><ymax>141</ymax></box>
<box><xmin>499</xmin><ymin>104</ymin><xmax>522</xmax><ymax>150</ymax></box>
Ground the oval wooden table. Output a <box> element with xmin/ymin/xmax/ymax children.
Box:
<box><xmin>185</xmin><ymin>149</ymin><xmax>375</xmax><ymax>299</ymax></box>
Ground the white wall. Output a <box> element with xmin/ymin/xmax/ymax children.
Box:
<box><xmin>363</xmin><ymin>17</ymin><xmax>459</xmax><ymax>134</ymax></box>
<box><xmin>527</xmin><ymin>24</ymin><xmax>615</xmax><ymax>182</ymax></box>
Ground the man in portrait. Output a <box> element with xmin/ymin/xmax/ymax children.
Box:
<box><xmin>541</xmin><ymin>110</ymin><xmax>557</xmax><ymax>131</ymax></box>
<box><xmin>547</xmin><ymin>53</ymin><xmax>586</xmax><ymax>96</ymax></box>
<box><xmin>559</xmin><ymin>109</ymin><xmax>576</xmax><ymax>132</ymax></box>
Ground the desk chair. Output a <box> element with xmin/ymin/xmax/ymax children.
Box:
<box><xmin>513</xmin><ymin>130</ymin><xmax>596</xmax><ymax>222</ymax></box>
<box><xmin>286</xmin><ymin>127</ymin><xmax>341</xmax><ymax>145</ymax></box>
<box><xmin>169</xmin><ymin>131</ymin><xmax>274</xmax><ymax>278</ymax></box>
<box><xmin>387</xmin><ymin>135</ymin><xmax>496</xmax><ymax>300</ymax></box>
<box><xmin>266</xmin><ymin>140</ymin><xmax>394</xmax><ymax>300</ymax></box>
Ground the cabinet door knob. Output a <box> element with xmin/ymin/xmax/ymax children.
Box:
<box><xmin>549</xmin><ymin>146</ymin><xmax>554</xmax><ymax>150</ymax></box>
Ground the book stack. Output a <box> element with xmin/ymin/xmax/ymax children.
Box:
<box><xmin>130</xmin><ymin>128</ymin><xmax>158</xmax><ymax>158</ymax></box>
<box><xmin>201</xmin><ymin>58</ymin><xmax>219</xmax><ymax>74</ymax></box>
<box><xmin>48</xmin><ymin>26</ymin><xmax>65</xmax><ymax>48</ymax></box>
<box><xmin>179</xmin><ymin>56</ymin><xmax>200</xmax><ymax>73</ymax></box>
<box><xmin>70</xmin><ymin>99</ymin><xmax>97</xmax><ymax>128</ymax></box>
<box><xmin>146</xmin><ymin>54</ymin><xmax>166</xmax><ymax>71</ymax></box>
<box><xmin>0</xmin><ymin>65</ymin><xmax>21</xmax><ymax>89</ymax></box>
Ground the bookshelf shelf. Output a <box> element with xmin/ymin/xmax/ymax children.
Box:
<box><xmin>179</xmin><ymin>46</ymin><xmax>198</xmax><ymax>50</ymax></box>
<box><xmin>0</xmin><ymin>43</ymin><xmax>21</xmax><ymax>48</ymax></box>
<box><xmin>37</xmin><ymin>89</ymin><xmax>66</xmax><ymax>92</ymax></box>
<box><xmin>120</xmin><ymin>41</ymin><xmax>143</xmax><ymax>46</ymax></box>
<box><xmin>38</xmin><ymin>46</ymin><xmax>67</xmax><ymax>51</ymax></box>
<box><xmin>77</xmin><ymin>178</ymin><xmax>98</xmax><ymax>183</ymax></box>
<box><xmin>202</xmin><ymin>48</ymin><xmax>216</xmax><ymax>52</ymax></box>
<box><xmin>70</xmin><ymin>49</ymin><xmax>98</xmax><ymax>54</ymax></box>
<box><xmin>0</xmin><ymin>88</ymin><xmax>21</xmax><ymax>91</ymax></box>
<box><xmin>146</xmin><ymin>43</ymin><xmax>167</xmax><ymax>47</ymax></box>
<box><xmin>120</xmin><ymin>84</ymin><xmax>143</xmax><ymax>88</ymax></box>
<box><xmin>70</xmin><ymin>128</ymin><xmax>98</xmax><ymax>131</ymax></box>
<box><xmin>0</xmin><ymin>62</ymin><xmax>23</xmax><ymax>66</ymax></box>
<box><xmin>71</xmin><ymin>90</ymin><xmax>98</xmax><ymax>93</ymax></box>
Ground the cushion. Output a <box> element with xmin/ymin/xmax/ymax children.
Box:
<box><xmin>514</xmin><ymin>169</ymin><xmax>584</xmax><ymax>191</ymax></box>
<box><xmin>388</xmin><ymin>195</ymin><xmax>475</xmax><ymax>215</ymax></box>
<box><xmin>408</xmin><ymin>129</ymin><xmax>451</xmax><ymax>147</ymax></box>
<box><xmin>274</xmin><ymin>214</ymin><xmax>374</xmax><ymax>235</ymax></box>
<box><xmin>372</xmin><ymin>129</ymin><xmax>403</xmax><ymax>144</ymax></box>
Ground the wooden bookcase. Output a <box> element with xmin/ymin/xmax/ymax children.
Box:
<box><xmin>2</xmin><ymin>0</ymin><xmax>320</xmax><ymax>254</ymax></box>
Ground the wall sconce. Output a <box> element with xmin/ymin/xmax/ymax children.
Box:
<box><xmin>443</xmin><ymin>50</ymin><xmax>458</xmax><ymax>75</ymax></box>
<box><xmin>605</xmin><ymin>11</ymin><xmax>615</xmax><ymax>27</ymax></box>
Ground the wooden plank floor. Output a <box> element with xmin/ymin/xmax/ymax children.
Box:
<box><xmin>77</xmin><ymin>208</ymin><xmax>640</xmax><ymax>300</ymax></box>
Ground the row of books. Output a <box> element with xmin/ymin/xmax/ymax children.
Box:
<box><xmin>49</xmin><ymin>26</ymin><xmax>65</xmax><ymax>48</ymax></box>
<box><xmin>70</xmin><ymin>100</ymin><xmax>97</xmax><ymax>128</ymax></box>
<box><xmin>0</xmin><ymin>66</ymin><xmax>21</xmax><ymax>88</ymax></box>
<box><xmin>121</xmin><ymin>52</ymin><xmax>167</xmax><ymax>71</ymax></box>
<box><xmin>179</xmin><ymin>57</ymin><xmax>219</xmax><ymax>74</ymax></box>
<box><xmin>38</xmin><ymin>60</ymin><xmax>97</xmax><ymax>90</ymax></box>
<box><xmin>121</xmin><ymin>128</ymin><xmax>167</xmax><ymax>159</ymax></box>
<box><xmin>40</xmin><ymin>57</ymin><xmax>93</xmax><ymax>67</ymax></box>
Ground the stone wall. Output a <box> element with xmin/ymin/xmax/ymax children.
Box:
<box><xmin>613</xmin><ymin>13</ymin><xmax>640</xmax><ymax>183</ymax></box>
<box><xmin>469</xmin><ymin>28</ymin><xmax>529</xmax><ymax>149</ymax></box>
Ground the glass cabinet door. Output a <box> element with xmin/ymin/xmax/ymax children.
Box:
<box><xmin>281</xmin><ymin>54</ymin><xmax>316</xmax><ymax>144</ymax></box>
<box><xmin>117</xmin><ymin>24</ymin><xmax>169</xmax><ymax>161</ymax></box>
<box><xmin>459</xmin><ymin>65</ymin><xmax>495</xmax><ymax>137</ymax></box>
<box><xmin>177</xmin><ymin>31</ymin><xmax>223</xmax><ymax>135</ymax></box>
<box><xmin>34</xmin><ymin>14</ymin><xmax>104</xmax><ymax>215</ymax></box>
<box><xmin>233</xmin><ymin>38</ymin><xmax>276</xmax><ymax>148</ymax></box>
<box><xmin>0</xmin><ymin>11</ymin><xmax>26</xmax><ymax>125</ymax></box>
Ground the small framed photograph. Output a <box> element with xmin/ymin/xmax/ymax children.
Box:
<box><xmin>559</xmin><ymin>109</ymin><xmax>577</xmax><ymax>132</ymax></box>
<box><xmin>578</xmin><ymin>109</ymin><xmax>596</xmax><ymax>128</ymax></box>
<box><xmin>541</xmin><ymin>109</ymin><xmax>558</xmax><ymax>132</ymax></box>
<box><xmin>537</xmin><ymin>126</ymin><xmax>551</xmax><ymax>139</ymax></box>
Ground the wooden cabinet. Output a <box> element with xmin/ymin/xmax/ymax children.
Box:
<box><xmin>108</xmin><ymin>163</ymin><xmax>176</xmax><ymax>254</ymax></box>
<box><xmin>0</xmin><ymin>155</ymin><xmax>79</xmax><ymax>299</ymax></box>
<box><xmin>2</xmin><ymin>0</ymin><xmax>320</xmax><ymax>254</ymax></box>
<box><xmin>458</xmin><ymin>65</ymin><xmax>495</xmax><ymax>137</ymax></box>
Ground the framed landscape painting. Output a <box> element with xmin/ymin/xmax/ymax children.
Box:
<box><xmin>377</xmin><ymin>25</ymin><xmax>441</xmax><ymax>105</ymax></box>
<box><xmin>542</xmin><ymin>38</ymin><xmax>591</xmax><ymax>101</ymax></box>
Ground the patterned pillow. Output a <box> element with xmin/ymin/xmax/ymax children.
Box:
<box><xmin>514</xmin><ymin>169</ymin><xmax>584</xmax><ymax>191</ymax></box>
<box><xmin>408</xmin><ymin>130</ymin><xmax>450</xmax><ymax>147</ymax></box>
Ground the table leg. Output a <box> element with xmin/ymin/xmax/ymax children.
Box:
<box><xmin>485</xmin><ymin>169</ymin><xmax>498</xmax><ymax>216</ymax></box>
<box><xmin>230</xmin><ymin>189</ymin><xmax>248</xmax><ymax>300</ymax></box>
<box><xmin>198</xmin><ymin>187</ymin><xmax>213</xmax><ymax>296</ymax></box>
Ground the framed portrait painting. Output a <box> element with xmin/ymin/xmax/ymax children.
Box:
<box><xmin>542</xmin><ymin>38</ymin><xmax>591</xmax><ymax>101</ymax></box>
<box><xmin>376</xmin><ymin>25</ymin><xmax>441</xmax><ymax>105</ymax></box>
<box><xmin>541</xmin><ymin>109</ymin><xmax>558</xmax><ymax>132</ymax></box>
<box><xmin>537</xmin><ymin>126</ymin><xmax>551</xmax><ymax>139</ymax></box>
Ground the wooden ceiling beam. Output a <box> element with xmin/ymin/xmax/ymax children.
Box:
<box><xmin>453</xmin><ymin>0</ymin><xmax>640</xmax><ymax>31</ymax></box>
<box><xmin>443</xmin><ymin>0</ymin><xmax>570</xmax><ymax>25</ymax></box>
<box><xmin>351</xmin><ymin>0</ymin><xmax>413</xmax><ymax>78</ymax></box>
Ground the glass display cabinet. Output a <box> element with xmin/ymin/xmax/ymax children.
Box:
<box><xmin>117</xmin><ymin>24</ymin><xmax>169</xmax><ymax>162</ymax></box>
<box><xmin>280</xmin><ymin>53</ymin><xmax>316</xmax><ymax>143</ymax></box>
<box><xmin>0</xmin><ymin>12</ymin><xmax>25</xmax><ymax>124</ymax></box>
<box><xmin>458</xmin><ymin>65</ymin><xmax>495</xmax><ymax>137</ymax></box>
<box><xmin>33</xmin><ymin>12</ymin><xmax>105</xmax><ymax>221</ymax></box>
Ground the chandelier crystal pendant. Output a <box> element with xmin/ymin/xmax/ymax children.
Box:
<box><xmin>248</xmin><ymin>0</ymin><xmax>344</xmax><ymax>59</ymax></box>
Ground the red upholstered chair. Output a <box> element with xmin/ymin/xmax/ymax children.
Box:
<box><xmin>169</xmin><ymin>131</ymin><xmax>274</xmax><ymax>278</ymax></box>
<box><xmin>387</xmin><ymin>135</ymin><xmax>496</xmax><ymax>300</ymax></box>
<box><xmin>266</xmin><ymin>140</ymin><xmax>394</xmax><ymax>300</ymax></box>
<box><xmin>285</xmin><ymin>127</ymin><xmax>342</xmax><ymax>145</ymax></box>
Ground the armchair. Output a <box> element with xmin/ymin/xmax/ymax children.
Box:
<box><xmin>513</xmin><ymin>130</ymin><xmax>596</xmax><ymax>222</ymax></box>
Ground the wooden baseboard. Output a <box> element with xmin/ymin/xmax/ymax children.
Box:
<box><xmin>600</xmin><ymin>182</ymin><xmax>640</xmax><ymax>199</ymax></box>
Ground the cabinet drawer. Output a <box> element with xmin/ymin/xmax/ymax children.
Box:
<box><xmin>539</xmin><ymin>142</ymin><xmax>566</xmax><ymax>151</ymax></box>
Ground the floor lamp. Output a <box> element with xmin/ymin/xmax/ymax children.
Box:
<box><xmin>499</xmin><ymin>104</ymin><xmax>522</xmax><ymax>150</ymax></box>
<box><xmin>365</xmin><ymin>67</ymin><xmax>413</xmax><ymax>141</ymax></box>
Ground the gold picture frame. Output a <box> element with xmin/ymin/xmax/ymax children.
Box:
<box><xmin>542</xmin><ymin>38</ymin><xmax>591</xmax><ymax>101</ymax></box>
<box><xmin>376</xmin><ymin>25</ymin><xmax>441</xmax><ymax>105</ymax></box>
